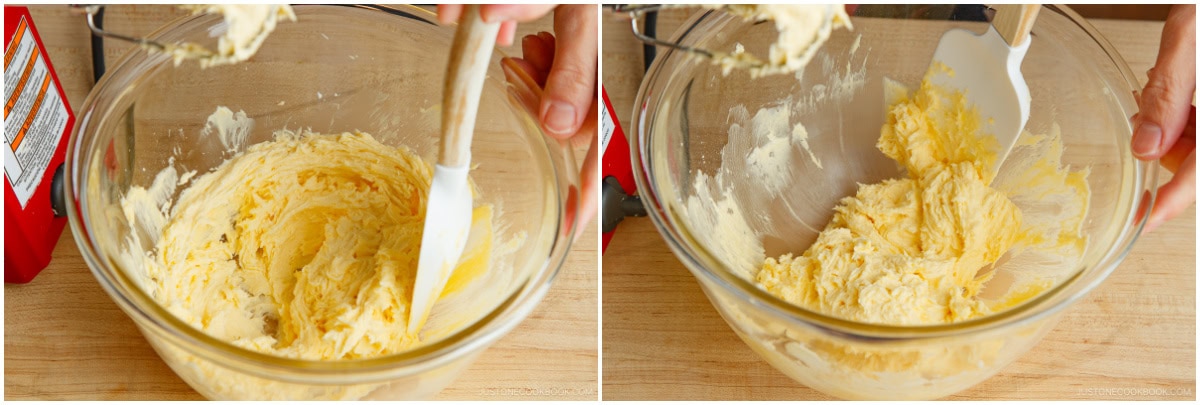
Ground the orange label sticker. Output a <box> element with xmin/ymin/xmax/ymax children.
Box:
<box><xmin>4</xmin><ymin>16</ymin><xmax>70</xmax><ymax>209</ymax></box>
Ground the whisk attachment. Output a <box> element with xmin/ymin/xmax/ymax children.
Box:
<box><xmin>611</xmin><ymin>5</ymin><xmax>716</xmax><ymax>60</ymax></box>
<box><xmin>610</xmin><ymin>4</ymin><xmax>852</xmax><ymax>76</ymax></box>
<box><xmin>70</xmin><ymin>5</ymin><xmax>173</xmax><ymax>52</ymax></box>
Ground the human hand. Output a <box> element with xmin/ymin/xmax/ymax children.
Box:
<box><xmin>437</xmin><ymin>5</ymin><xmax>598</xmax><ymax>242</ymax></box>
<box><xmin>1131</xmin><ymin>4</ymin><xmax>1196</xmax><ymax>233</ymax></box>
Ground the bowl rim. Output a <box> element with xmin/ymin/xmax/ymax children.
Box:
<box><xmin>631</xmin><ymin>4</ymin><xmax>1156</xmax><ymax>340</ymax></box>
<box><xmin>65</xmin><ymin>4</ymin><xmax>578</xmax><ymax>383</ymax></box>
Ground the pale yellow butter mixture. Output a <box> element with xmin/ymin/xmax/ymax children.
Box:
<box><xmin>143</xmin><ymin>130</ymin><xmax>492</xmax><ymax>360</ymax></box>
<box><xmin>157</xmin><ymin>5</ymin><xmax>296</xmax><ymax>68</ymax></box>
<box><xmin>712</xmin><ymin>5</ymin><xmax>853</xmax><ymax>76</ymax></box>
<box><xmin>757</xmin><ymin>73</ymin><xmax>1089</xmax><ymax>326</ymax></box>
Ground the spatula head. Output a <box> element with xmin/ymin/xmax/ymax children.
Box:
<box><xmin>930</xmin><ymin>25</ymin><xmax>1032</xmax><ymax>168</ymax></box>
<box><xmin>409</xmin><ymin>164</ymin><xmax>472</xmax><ymax>333</ymax></box>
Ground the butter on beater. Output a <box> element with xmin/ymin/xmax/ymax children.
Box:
<box><xmin>156</xmin><ymin>4</ymin><xmax>296</xmax><ymax>68</ymax></box>
<box><xmin>711</xmin><ymin>4</ymin><xmax>852</xmax><ymax>77</ymax></box>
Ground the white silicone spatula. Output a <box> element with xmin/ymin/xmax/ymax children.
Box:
<box><xmin>929</xmin><ymin>4</ymin><xmax>1039</xmax><ymax>169</ymax></box>
<box><xmin>409</xmin><ymin>5</ymin><xmax>500</xmax><ymax>333</ymax></box>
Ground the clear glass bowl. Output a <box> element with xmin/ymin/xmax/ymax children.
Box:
<box><xmin>65</xmin><ymin>5</ymin><xmax>577</xmax><ymax>400</ymax></box>
<box><xmin>632</xmin><ymin>5</ymin><xmax>1154</xmax><ymax>400</ymax></box>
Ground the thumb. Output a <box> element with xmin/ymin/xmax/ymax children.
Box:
<box><xmin>540</xmin><ymin>5</ymin><xmax>598</xmax><ymax>139</ymax></box>
<box><xmin>1133</xmin><ymin>4</ymin><xmax>1196</xmax><ymax>160</ymax></box>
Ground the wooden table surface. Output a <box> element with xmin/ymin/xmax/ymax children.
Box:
<box><xmin>4</xmin><ymin>5</ymin><xmax>597</xmax><ymax>400</ymax></box>
<box><xmin>602</xmin><ymin>8</ymin><xmax>1196</xmax><ymax>400</ymax></box>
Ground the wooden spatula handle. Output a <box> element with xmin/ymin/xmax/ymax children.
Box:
<box><xmin>992</xmin><ymin>4</ymin><xmax>1040</xmax><ymax>47</ymax></box>
<box><xmin>441</xmin><ymin>5</ymin><xmax>501</xmax><ymax>167</ymax></box>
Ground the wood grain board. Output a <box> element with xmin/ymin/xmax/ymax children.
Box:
<box><xmin>3</xmin><ymin>5</ymin><xmax>597</xmax><ymax>400</ymax></box>
<box><xmin>601</xmin><ymin>8</ymin><xmax>1195</xmax><ymax>400</ymax></box>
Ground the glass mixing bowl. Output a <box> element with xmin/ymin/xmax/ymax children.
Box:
<box><xmin>65</xmin><ymin>5</ymin><xmax>577</xmax><ymax>400</ymax></box>
<box><xmin>632</xmin><ymin>5</ymin><xmax>1154</xmax><ymax>400</ymax></box>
